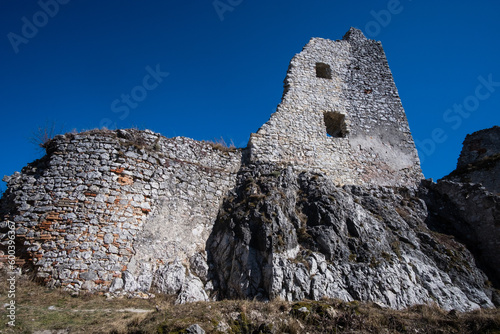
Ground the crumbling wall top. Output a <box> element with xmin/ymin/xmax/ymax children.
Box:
<box><xmin>342</xmin><ymin>27</ymin><xmax>369</xmax><ymax>44</ymax></box>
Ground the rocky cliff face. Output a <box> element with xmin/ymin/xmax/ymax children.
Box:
<box><xmin>207</xmin><ymin>164</ymin><xmax>495</xmax><ymax>311</ymax></box>
<box><xmin>445</xmin><ymin>126</ymin><xmax>500</xmax><ymax>194</ymax></box>
<box><xmin>423</xmin><ymin>180</ymin><xmax>500</xmax><ymax>290</ymax></box>
<box><xmin>419</xmin><ymin>126</ymin><xmax>500</xmax><ymax>291</ymax></box>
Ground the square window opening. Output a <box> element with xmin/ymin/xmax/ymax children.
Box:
<box><xmin>324</xmin><ymin>112</ymin><xmax>347</xmax><ymax>138</ymax></box>
<box><xmin>316</xmin><ymin>62</ymin><xmax>332</xmax><ymax>79</ymax></box>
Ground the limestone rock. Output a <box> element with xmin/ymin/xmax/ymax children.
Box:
<box><xmin>123</xmin><ymin>271</ymin><xmax>138</xmax><ymax>292</ymax></box>
<box><xmin>208</xmin><ymin>165</ymin><xmax>494</xmax><ymax>311</ymax></box>
<box><xmin>152</xmin><ymin>261</ymin><xmax>186</xmax><ymax>295</ymax></box>
<box><xmin>176</xmin><ymin>276</ymin><xmax>209</xmax><ymax>304</ymax></box>
<box><xmin>445</xmin><ymin>126</ymin><xmax>500</xmax><ymax>193</ymax></box>
<box><xmin>186</xmin><ymin>324</ymin><xmax>205</xmax><ymax>334</ymax></box>
<box><xmin>424</xmin><ymin>178</ymin><xmax>500</xmax><ymax>288</ymax></box>
<box><xmin>109</xmin><ymin>277</ymin><xmax>124</xmax><ymax>293</ymax></box>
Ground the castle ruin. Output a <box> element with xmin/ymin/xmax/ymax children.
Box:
<box><xmin>1</xmin><ymin>28</ymin><xmax>496</xmax><ymax>311</ymax></box>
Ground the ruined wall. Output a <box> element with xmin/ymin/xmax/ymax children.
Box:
<box><xmin>248</xmin><ymin>28</ymin><xmax>422</xmax><ymax>187</ymax></box>
<box><xmin>0</xmin><ymin>129</ymin><xmax>241</xmax><ymax>296</ymax></box>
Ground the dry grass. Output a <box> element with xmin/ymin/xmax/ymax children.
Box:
<box><xmin>0</xmin><ymin>272</ymin><xmax>154</xmax><ymax>333</ymax></box>
<box><xmin>205</xmin><ymin>137</ymin><xmax>238</xmax><ymax>152</ymax></box>
<box><xmin>0</xmin><ymin>271</ymin><xmax>498</xmax><ymax>333</ymax></box>
<box><xmin>29</xmin><ymin>121</ymin><xmax>62</xmax><ymax>150</ymax></box>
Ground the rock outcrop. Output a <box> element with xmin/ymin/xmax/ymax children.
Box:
<box><xmin>444</xmin><ymin>126</ymin><xmax>500</xmax><ymax>194</ymax></box>
<box><xmin>421</xmin><ymin>126</ymin><xmax>500</xmax><ymax>290</ymax></box>
<box><xmin>423</xmin><ymin>180</ymin><xmax>500</xmax><ymax>290</ymax></box>
<box><xmin>207</xmin><ymin>164</ymin><xmax>494</xmax><ymax>311</ymax></box>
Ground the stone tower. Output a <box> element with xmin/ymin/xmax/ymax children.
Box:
<box><xmin>248</xmin><ymin>28</ymin><xmax>422</xmax><ymax>187</ymax></box>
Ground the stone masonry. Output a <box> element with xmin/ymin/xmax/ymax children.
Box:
<box><xmin>1</xmin><ymin>129</ymin><xmax>241</xmax><ymax>298</ymax></box>
<box><xmin>248</xmin><ymin>28</ymin><xmax>422</xmax><ymax>187</ymax></box>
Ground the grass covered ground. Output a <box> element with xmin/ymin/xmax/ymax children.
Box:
<box><xmin>0</xmin><ymin>271</ymin><xmax>499</xmax><ymax>333</ymax></box>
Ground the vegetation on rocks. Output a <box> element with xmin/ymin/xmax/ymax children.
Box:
<box><xmin>0</xmin><ymin>271</ymin><xmax>498</xmax><ymax>333</ymax></box>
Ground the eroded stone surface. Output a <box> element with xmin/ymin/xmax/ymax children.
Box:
<box><xmin>208</xmin><ymin>165</ymin><xmax>493</xmax><ymax>311</ymax></box>
<box><xmin>445</xmin><ymin>126</ymin><xmax>500</xmax><ymax>194</ymax></box>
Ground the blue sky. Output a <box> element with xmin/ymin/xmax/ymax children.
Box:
<box><xmin>1</xmin><ymin>0</ymin><xmax>499</xmax><ymax>191</ymax></box>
